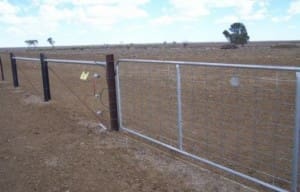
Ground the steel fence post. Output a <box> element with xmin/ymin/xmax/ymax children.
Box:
<box><xmin>176</xmin><ymin>64</ymin><xmax>183</xmax><ymax>150</ymax></box>
<box><xmin>10</xmin><ymin>53</ymin><xmax>19</xmax><ymax>87</ymax></box>
<box><xmin>292</xmin><ymin>72</ymin><xmax>300</xmax><ymax>192</ymax></box>
<box><xmin>106</xmin><ymin>54</ymin><xmax>119</xmax><ymax>131</ymax></box>
<box><xmin>0</xmin><ymin>56</ymin><xmax>4</xmax><ymax>81</ymax></box>
<box><xmin>40</xmin><ymin>53</ymin><xmax>51</xmax><ymax>102</ymax></box>
<box><xmin>44</xmin><ymin>55</ymin><xmax>51</xmax><ymax>100</ymax></box>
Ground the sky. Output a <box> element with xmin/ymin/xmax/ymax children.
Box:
<box><xmin>0</xmin><ymin>0</ymin><xmax>299</xmax><ymax>47</ymax></box>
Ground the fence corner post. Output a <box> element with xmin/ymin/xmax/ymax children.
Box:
<box><xmin>0</xmin><ymin>56</ymin><xmax>4</xmax><ymax>81</ymax></box>
<box><xmin>106</xmin><ymin>54</ymin><xmax>119</xmax><ymax>131</ymax></box>
<box><xmin>10</xmin><ymin>53</ymin><xmax>19</xmax><ymax>87</ymax></box>
<box><xmin>40</xmin><ymin>53</ymin><xmax>51</xmax><ymax>102</ymax></box>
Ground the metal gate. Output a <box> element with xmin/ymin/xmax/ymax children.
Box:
<box><xmin>115</xmin><ymin>58</ymin><xmax>300</xmax><ymax>192</ymax></box>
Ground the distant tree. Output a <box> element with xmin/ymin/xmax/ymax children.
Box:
<box><xmin>223</xmin><ymin>22</ymin><xmax>250</xmax><ymax>46</ymax></box>
<box><xmin>47</xmin><ymin>37</ymin><xmax>55</xmax><ymax>47</ymax></box>
<box><xmin>25</xmin><ymin>40</ymin><xmax>38</xmax><ymax>47</ymax></box>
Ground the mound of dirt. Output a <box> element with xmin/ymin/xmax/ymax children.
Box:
<box><xmin>78</xmin><ymin>120</ymin><xmax>108</xmax><ymax>135</ymax></box>
<box><xmin>22</xmin><ymin>93</ymin><xmax>46</xmax><ymax>105</ymax></box>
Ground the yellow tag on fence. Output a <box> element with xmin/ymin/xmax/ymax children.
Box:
<box><xmin>80</xmin><ymin>71</ymin><xmax>89</xmax><ymax>80</ymax></box>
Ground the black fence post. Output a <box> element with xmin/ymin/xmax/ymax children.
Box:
<box><xmin>0</xmin><ymin>56</ymin><xmax>4</xmax><ymax>81</ymax></box>
<box><xmin>10</xmin><ymin>53</ymin><xmax>19</xmax><ymax>87</ymax></box>
<box><xmin>106</xmin><ymin>54</ymin><xmax>119</xmax><ymax>131</ymax></box>
<box><xmin>40</xmin><ymin>53</ymin><xmax>51</xmax><ymax>102</ymax></box>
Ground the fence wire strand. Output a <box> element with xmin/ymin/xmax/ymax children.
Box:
<box><xmin>48</xmin><ymin>66</ymin><xmax>107</xmax><ymax>123</ymax></box>
<box><xmin>18</xmin><ymin>62</ymin><xmax>40</xmax><ymax>95</ymax></box>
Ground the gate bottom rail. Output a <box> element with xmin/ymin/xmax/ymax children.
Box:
<box><xmin>121</xmin><ymin>126</ymin><xmax>288</xmax><ymax>192</ymax></box>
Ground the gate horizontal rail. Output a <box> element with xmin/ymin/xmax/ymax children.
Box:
<box><xmin>13</xmin><ymin>56</ymin><xmax>106</xmax><ymax>66</ymax></box>
<box><xmin>119</xmin><ymin>58</ymin><xmax>300</xmax><ymax>72</ymax></box>
<box><xmin>45</xmin><ymin>58</ymin><xmax>106</xmax><ymax>66</ymax></box>
<box><xmin>14</xmin><ymin>56</ymin><xmax>40</xmax><ymax>62</ymax></box>
<box><xmin>122</xmin><ymin>127</ymin><xmax>287</xmax><ymax>192</ymax></box>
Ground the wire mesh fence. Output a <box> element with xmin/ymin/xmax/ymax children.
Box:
<box><xmin>119</xmin><ymin>62</ymin><xmax>178</xmax><ymax>146</ymax></box>
<box><xmin>117</xmin><ymin>60</ymin><xmax>299</xmax><ymax>191</ymax></box>
<box><xmin>181</xmin><ymin>66</ymin><xmax>295</xmax><ymax>189</ymax></box>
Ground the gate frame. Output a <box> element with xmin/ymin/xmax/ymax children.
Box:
<box><xmin>115</xmin><ymin>58</ymin><xmax>300</xmax><ymax>192</ymax></box>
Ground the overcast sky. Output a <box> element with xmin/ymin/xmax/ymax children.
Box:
<box><xmin>0</xmin><ymin>0</ymin><xmax>299</xmax><ymax>47</ymax></box>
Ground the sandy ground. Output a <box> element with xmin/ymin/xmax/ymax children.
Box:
<box><xmin>0</xmin><ymin>80</ymin><xmax>256</xmax><ymax>192</ymax></box>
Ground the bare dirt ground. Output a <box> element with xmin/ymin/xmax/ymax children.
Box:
<box><xmin>0</xmin><ymin>81</ymin><xmax>256</xmax><ymax>192</ymax></box>
<box><xmin>1</xmin><ymin>41</ymin><xmax>300</xmax><ymax>191</ymax></box>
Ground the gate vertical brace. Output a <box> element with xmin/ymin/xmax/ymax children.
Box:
<box><xmin>10</xmin><ymin>53</ymin><xmax>19</xmax><ymax>87</ymax></box>
<box><xmin>115</xmin><ymin>62</ymin><xmax>123</xmax><ymax>129</ymax></box>
<box><xmin>292</xmin><ymin>72</ymin><xmax>300</xmax><ymax>192</ymax></box>
<box><xmin>106</xmin><ymin>54</ymin><xmax>119</xmax><ymax>131</ymax></box>
<box><xmin>176</xmin><ymin>64</ymin><xmax>183</xmax><ymax>150</ymax></box>
<box><xmin>0</xmin><ymin>56</ymin><xmax>4</xmax><ymax>81</ymax></box>
<box><xmin>40</xmin><ymin>53</ymin><xmax>51</xmax><ymax>102</ymax></box>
